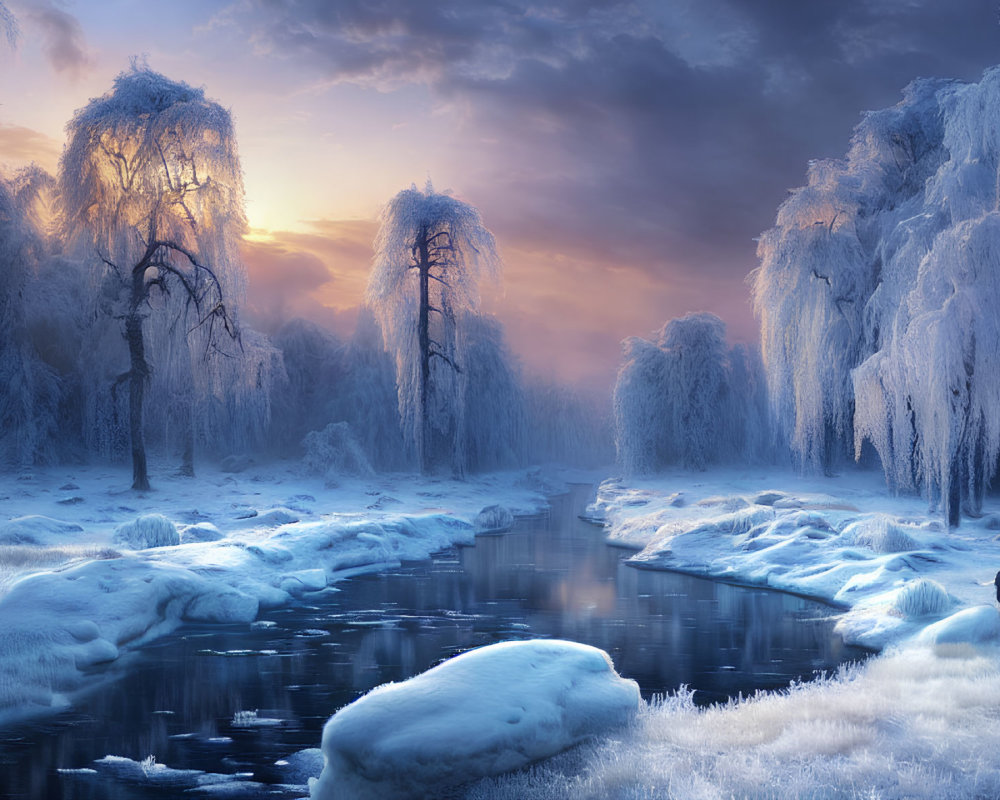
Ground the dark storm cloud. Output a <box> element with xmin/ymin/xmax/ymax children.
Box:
<box><xmin>229</xmin><ymin>0</ymin><xmax>1000</xmax><ymax>334</ymax></box>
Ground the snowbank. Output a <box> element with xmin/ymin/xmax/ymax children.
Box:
<box><xmin>0</xmin><ymin>462</ymin><xmax>560</xmax><ymax>724</ymax></box>
<box><xmin>309</xmin><ymin>639</ymin><xmax>640</xmax><ymax>799</ymax></box>
<box><xmin>587</xmin><ymin>468</ymin><xmax>1000</xmax><ymax>649</ymax></box>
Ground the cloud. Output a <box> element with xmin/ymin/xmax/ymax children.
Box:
<box><xmin>226</xmin><ymin>0</ymin><xmax>1000</xmax><ymax>386</ymax></box>
<box><xmin>240</xmin><ymin>219</ymin><xmax>376</xmax><ymax>336</ymax></box>
<box><xmin>23</xmin><ymin>0</ymin><xmax>92</xmax><ymax>79</ymax></box>
<box><xmin>0</xmin><ymin>124</ymin><xmax>60</xmax><ymax>172</ymax></box>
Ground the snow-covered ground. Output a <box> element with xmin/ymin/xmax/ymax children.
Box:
<box><xmin>586</xmin><ymin>466</ymin><xmax>1000</xmax><ymax>650</ymax></box>
<box><xmin>10</xmin><ymin>461</ymin><xmax>1000</xmax><ymax>799</ymax></box>
<box><xmin>0</xmin><ymin>459</ymin><xmax>565</xmax><ymax>725</ymax></box>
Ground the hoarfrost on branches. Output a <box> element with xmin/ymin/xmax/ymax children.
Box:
<box><xmin>59</xmin><ymin>66</ymin><xmax>274</xmax><ymax>488</ymax></box>
<box><xmin>613</xmin><ymin>312</ymin><xmax>768</xmax><ymax>475</ymax></box>
<box><xmin>754</xmin><ymin>66</ymin><xmax>1000</xmax><ymax>524</ymax></box>
<box><xmin>367</xmin><ymin>183</ymin><xmax>501</xmax><ymax>474</ymax></box>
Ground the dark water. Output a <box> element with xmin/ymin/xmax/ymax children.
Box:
<box><xmin>0</xmin><ymin>486</ymin><xmax>868</xmax><ymax>798</ymax></box>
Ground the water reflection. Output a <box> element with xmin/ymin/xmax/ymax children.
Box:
<box><xmin>0</xmin><ymin>486</ymin><xmax>867</xmax><ymax>799</ymax></box>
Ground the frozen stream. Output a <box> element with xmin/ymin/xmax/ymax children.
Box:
<box><xmin>0</xmin><ymin>486</ymin><xmax>868</xmax><ymax>798</ymax></box>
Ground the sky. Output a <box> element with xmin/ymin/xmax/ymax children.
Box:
<box><xmin>2</xmin><ymin>0</ymin><xmax>1000</xmax><ymax>391</ymax></box>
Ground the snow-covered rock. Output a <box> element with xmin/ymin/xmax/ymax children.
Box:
<box><xmin>917</xmin><ymin>605</ymin><xmax>1000</xmax><ymax>646</ymax></box>
<box><xmin>309</xmin><ymin>639</ymin><xmax>640</xmax><ymax>799</ymax></box>
<box><xmin>113</xmin><ymin>514</ymin><xmax>179</xmax><ymax>549</ymax></box>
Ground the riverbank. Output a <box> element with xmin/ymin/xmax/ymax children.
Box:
<box><xmin>0</xmin><ymin>460</ymin><xmax>575</xmax><ymax>725</ymax></box>
<box><xmin>586</xmin><ymin>467</ymin><xmax>1000</xmax><ymax>650</ymax></box>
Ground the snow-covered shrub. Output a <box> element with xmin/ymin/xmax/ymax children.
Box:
<box><xmin>302</xmin><ymin>422</ymin><xmax>375</xmax><ymax>482</ymax></box>
<box><xmin>843</xmin><ymin>515</ymin><xmax>918</xmax><ymax>553</ymax></box>
<box><xmin>113</xmin><ymin>514</ymin><xmax>180</xmax><ymax>549</ymax></box>
<box><xmin>474</xmin><ymin>505</ymin><xmax>514</xmax><ymax>533</ymax></box>
<box><xmin>892</xmin><ymin>578</ymin><xmax>951</xmax><ymax>619</ymax></box>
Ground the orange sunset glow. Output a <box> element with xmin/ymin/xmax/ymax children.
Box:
<box><xmin>3</xmin><ymin>0</ymin><xmax>999</xmax><ymax>391</ymax></box>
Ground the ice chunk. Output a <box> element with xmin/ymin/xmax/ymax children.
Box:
<box><xmin>113</xmin><ymin>514</ymin><xmax>180</xmax><ymax>549</ymax></box>
<box><xmin>279</xmin><ymin>569</ymin><xmax>327</xmax><ymax>595</ymax></box>
<box><xmin>309</xmin><ymin>639</ymin><xmax>640</xmax><ymax>800</ymax></box>
<box><xmin>183</xmin><ymin>588</ymin><xmax>258</xmax><ymax>624</ymax></box>
<box><xmin>474</xmin><ymin>505</ymin><xmax>515</xmax><ymax>534</ymax></box>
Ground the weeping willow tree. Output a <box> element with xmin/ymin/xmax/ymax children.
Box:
<box><xmin>367</xmin><ymin>184</ymin><xmax>501</xmax><ymax>474</ymax></box>
<box><xmin>60</xmin><ymin>66</ymin><xmax>250</xmax><ymax>490</ymax></box>
<box><xmin>753</xmin><ymin>67</ymin><xmax>1000</xmax><ymax>526</ymax></box>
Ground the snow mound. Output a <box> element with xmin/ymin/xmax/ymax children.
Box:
<box><xmin>918</xmin><ymin>605</ymin><xmax>1000</xmax><ymax>646</ymax></box>
<box><xmin>113</xmin><ymin>514</ymin><xmax>180</xmax><ymax>549</ymax></box>
<box><xmin>844</xmin><ymin>515</ymin><xmax>918</xmax><ymax>553</ymax></box>
<box><xmin>0</xmin><ymin>515</ymin><xmax>84</xmax><ymax>545</ymax></box>
<box><xmin>309</xmin><ymin>639</ymin><xmax>640</xmax><ymax>800</ymax></box>
<box><xmin>251</xmin><ymin>507</ymin><xmax>300</xmax><ymax>527</ymax></box>
<box><xmin>474</xmin><ymin>505</ymin><xmax>514</xmax><ymax>534</ymax></box>
<box><xmin>892</xmin><ymin>578</ymin><xmax>952</xmax><ymax>619</ymax></box>
<box><xmin>180</xmin><ymin>522</ymin><xmax>224</xmax><ymax>543</ymax></box>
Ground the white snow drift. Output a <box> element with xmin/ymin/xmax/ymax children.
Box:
<box><xmin>308</xmin><ymin>639</ymin><xmax>640</xmax><ymax>800</ymax></box>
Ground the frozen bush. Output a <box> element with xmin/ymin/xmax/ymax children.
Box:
<box><xmin>302</xmin><ymin>422</ymin><xmax>375</xmax><ymax>481</ymax></box>
<box><xmin>474</xmin><ymin>505</ymin><xmax>514</xmax><ymax>533</ymax></box>
<box><xmin>113</xmin><ymin>514</ymin><xmax>179</xmax><ymax>549</ymax></box>
<box><xmin>892</xmin><ymin>578</ymin><xmax>951</xmax><ymax>619</ymax></box>
<box><xmin>844</xmin><ymin>515</ymin><xmax>918</xmax><ymax>553</ymax></box>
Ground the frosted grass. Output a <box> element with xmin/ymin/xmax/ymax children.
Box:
<box><xmin>0</xmin><ymin>544</ymin><xmax>118</xmax><ymax>592</ymax></box>
<box><xmin>470</xmin><ymin>645</ymin><xmax>1000</xmax><ymax>800</ymax></box>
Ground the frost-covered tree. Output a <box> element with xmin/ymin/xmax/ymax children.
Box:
<box><xmin>613</xmin><ymin>335</ymin><xmax>668</xmax><ymax>475</ymax></box>
<box><xmin>0</xmin><ymin>170</ymin><xmax>60</xmax><ymax>466</ymax></box>
<box><xmin>269</xmin><ymin>318</ymin><xmax>345</xmax><ymax>453</ymax></box>
<box><xmin>332</xmin><ymin>307</ymin><xmax>407</xmax><ymax>471</ymax></box>
<box><xmin>755</xmin><ymin>67</ymin><xmax>1000</xmax><ymax>525</ymax></box>
<box><xmin>455</xmin><ymin>313</ymin><xmax>526</xmax><ymax>473</ymax></box>
<box><xmin>367</xmin><ymin>184</ymin><xmax>500</xmax><ymax>474</ymax></box>
<box><xmin>658</xmin><ymin>313</ymin><xmax>731</xmax><ymax>470</ymax></box>
<box><xmin>614</xmin><ymin>313</ymin><xmax>767</xmax><ymax>475</ymax></box>
<box><xmin>60</xmin><ymin>66</ymin><xmax>251</xmax><ymax>489</ymax></box>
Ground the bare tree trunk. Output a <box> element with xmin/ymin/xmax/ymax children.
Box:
<box><xmin>947</xmin><ymin>450</ymin><xmax>961</xmax><ymax>529</ymax></box>
<box><xmin>125</xmin><ymin>312</ymin><xmax>151</xmax><ymax>491</ymax></box>
<box><xmin>417</xmin><ymin>222</ymin><xmax>431</xmax><ymax>474</ymax></box>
